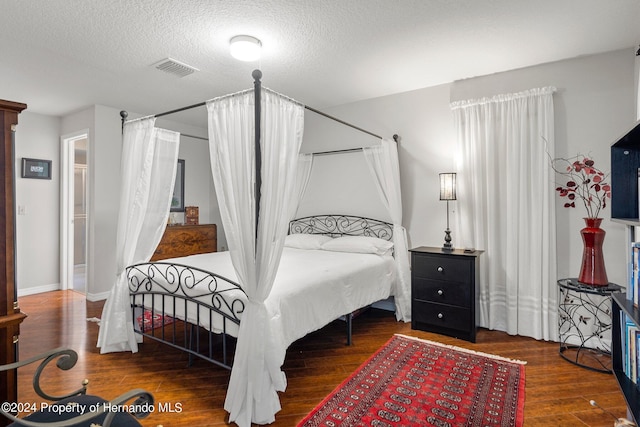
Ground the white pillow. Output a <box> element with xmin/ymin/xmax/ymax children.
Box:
<box><xmin>284</xmin><ymin>233</ymin><xmax>333</xmax><ymax>250</ymax></box>
<box><xmin>321</xmin><ymin>236</ymin><xmax>394</xmax><ymax>255</ymax></box>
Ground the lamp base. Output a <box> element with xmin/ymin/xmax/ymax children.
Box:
<box><xmin>442</xmin><ymin>228</ymin><xmax>453</xmax><ymax>252</ymax></box>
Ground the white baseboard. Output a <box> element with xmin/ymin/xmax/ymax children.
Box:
<box><xmin>86</xmin><ymin>291</ymin><xmax>110</xmax><ymax>302</ymax></box>
<box><xmin>17</xmin><ymin>284</ymin><xmax>109</xmax><ymax>302</ymax></box>
<box><xmin>17</xmin><ymin>283</ymin><xmax>60</xmax><ymax>297</ymax></box>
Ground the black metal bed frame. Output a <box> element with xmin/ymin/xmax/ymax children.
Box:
<box><xmin>289</xmin><ymin>214</ymin><xmax>393</xmax><ymax>239</ymax></box>
<box><xmin>127</xmin><ymin>262</ymin><xmax>244</xmax><ymax>370</ymax></box>
<box><xmin>127</xmin><ymin>214</ymin><xmax>394</xmax><ymax>370</ymax></box>
<box><xmin>121</xmin><ymin>71</ymin><xmax>397</xmax><ymax>372</ymax></box>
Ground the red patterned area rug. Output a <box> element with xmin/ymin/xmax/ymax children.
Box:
<box><xmin>136</xmin><ymin>310</ymin><xmax>175</xmax><ymax>330</ymax></box>
<box><xmin>298</xmin><ymin>334</ymin><xmax>526</xmax><ymax>427</ymax></box>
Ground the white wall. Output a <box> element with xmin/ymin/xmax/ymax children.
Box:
<box><xmin>15</xmin><ymin>105</ymin><xmax>221</xmax><ymax>301</ymax></box>
<box><xmin>305</xmin><ymin>48</ymin><xmax>637</xmax><ymax>289</ymax></box>
<box><xmin>296</xmin><ymin>151</ymin><xmax>388</xmax><ymax>221</ymax></box>
<box><xmin>59</xmin><ymin>105</ymin><xmax>122</xmax><ymax>300</ymax></box>
<box><xmin>155</xmin><ymin>117</ymin><xmax>224</xmax><ymax>250</ymax></box>
<box><xmin>69</xmin><ymin>107</ymin><xmax>219</xmax><ymax>299</ymax></box>
<box><xmin>451</xmin><ymin>48</ymin><xmax>635</xmax><ymax>287</ymax></box>
<box><xmin>301</xmin><ymin>81</ymin><xmax>456</xmax><ymax>250</ymax></box>
<box><xmin>15</xmin><ymin>111</ymin><xmax>61</xmax><ymax>295</ymax></box>
<box><xmin>60</xmin><ymin>107</ymin><xmax>95</xmax><ymax>297</ymax></box>
<box><xmin>91</xmin><ymin>105</ymin><xmax>124</xmax><ymax>299</ymax></box>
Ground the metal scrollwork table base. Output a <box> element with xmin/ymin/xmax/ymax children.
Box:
<box><xmin>558</xmin><ymin>278</ymin><xmax>624</xmax><ymax>373</ymax></box>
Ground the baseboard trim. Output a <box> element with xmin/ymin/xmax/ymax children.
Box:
<box><xmin>17</xmin><ymin>285</ymin><xmax>109</xmax><ymax>302</ymax></box>
<box><xmin>17</xmin><ymin>283</ymin><xmax>60</xmax><ymax>297</ymax></box>
<box><xmin>86</xmin><ymin>291</ymin><xmax>110</xmax><ymax>302</ymax></box>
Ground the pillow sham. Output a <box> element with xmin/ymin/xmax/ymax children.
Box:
<box><xmin>320</xmin><ymin>235</ymin><xmax>394</xmax><ymax>255</ymax></box>
<box><xmin>284</xmin><ymin>233</ymin><xmax>333</xmax><ymax>250</ymax></box>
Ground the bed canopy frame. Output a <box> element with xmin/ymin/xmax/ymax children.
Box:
<box><xmin>119</xmin><ymin>69</ymin><xmax>399</xmax><ymax>236</ymax></box>
<box><xmin>115</xmin><ymin>69</ymin><xmax>404</xmax><ymax>427</ymax></box>
<box><xmin>120</xmin><ymin>69</ymin><xmax>399</xmax><ymax>145</ymax></box>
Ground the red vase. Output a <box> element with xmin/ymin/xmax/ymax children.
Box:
<box><xmin>578</xmin><ymin>218</ymin><xmax>608</xmax><ymax>286</ymax></box>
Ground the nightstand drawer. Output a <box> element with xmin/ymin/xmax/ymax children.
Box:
<box><xmin>413</xmin><ymin>278</ymin><xmax>471</xmax><ymax>308</ymax></box>
<box><xmin>412</xmin><ymin>254</ymin><xmax>471</xmax><ymax>282</ymax></box>
<box><xmin>412</xmin><ymin>300</ymin><xmax>471</xmax><ymax>332</ymax></box>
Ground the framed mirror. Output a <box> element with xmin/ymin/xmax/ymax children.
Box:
<box><xmin>170</xmin><ymin>159</ymin><xmax>185</xmax><ymax>212</ymax></box>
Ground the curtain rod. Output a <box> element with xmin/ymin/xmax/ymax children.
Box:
<box><xmin>156</xmin><ymin>101</ymin><xmax>207</xmax><ymax>119</ymax></box>
<box><xmin>311</xmin><ymin>147</ymin><xmax>364</xmax><ymax>156</ymax></box>
<box><xmin>127</xmin><ymin>131</ymin><xmax>396</xmax><ymax>147</ymax></box>
<box><xmin>119</xmin><ymin>72</ymin><xmax>391</xmax><ymax>142</ymax></box>
<box><xmin>121</xmin><ymin>105</ymin><xmax>385</xmax><ymax>141</ymax></box>
<box><xmin>309</xmin><ymin>134</ymin><xmax>399</xmax><ymax>156</ymax></box>
<box><xmin>171</xmin><ymin>132</ymin><xmax>398</xmax><ymax>150</ymax></box>
<box><xmin>181</xmin><ymin>133</ymin><xmax>207</xmax><ymax>141</ymax></box>
<box><xmin>304</xmin><ymin>106</ymin><xmax>383</xmax><ymax>140</ymax></box>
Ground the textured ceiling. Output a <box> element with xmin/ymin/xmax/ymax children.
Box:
<box><xmin>1</xmin><ymin>0</ymin><xmax>639</xmax><ymax>127</ymax></box>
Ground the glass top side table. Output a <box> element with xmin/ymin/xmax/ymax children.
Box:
<box><xmin>557</xmin><ymin>278</ymin><xmax>624</xmax><ymax>373</ymax></box>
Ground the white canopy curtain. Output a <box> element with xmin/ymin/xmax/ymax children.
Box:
<box><xmin>291</xmin><ymin>153</ymin><xmax>313</xmax><ymax>218</ymax></box>
<box><xmin>362</xmin><ymin>139</ymin><xmax>411</xmax><ymax>322</ymax></box>
<box><xmin>97</xmin><ymin>117</ymin><xmax>180</xmax><ymax>353</ymax></box>
<box><xmin>450</xmin><ymin>87</ymin><xmax>558</xmax><ymax>341</ymax></box>
<box><xmin>206</xmin><ymin>88</ymin><xmax>304</xmax><ymax>427</ymax></box>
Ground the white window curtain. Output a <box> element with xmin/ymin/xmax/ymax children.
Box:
<box><xmin>97</xmin><ymin>117</ymin><xmax>180</xmax><ymax>353</ymax></box>
<box><xmin>362</xmin><ymin>139</ymin><xmax>411</xmax><ymax>322</ymax></box>
<box><xmin>290</xmin><ymin>153</ymin><xmax>314</xmax><ymax>219</ymax></box>
<box><xmin>450</xmin><ymin>87</ymin><xmax>558</xmax><ymax>341</ymax></box>
<box><xmin>206</xmin><ymin>88</ymin><xmax>305</xmax><ymax>427</ymax></box>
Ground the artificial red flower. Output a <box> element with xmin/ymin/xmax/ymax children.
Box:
<box><xmin>552</xmin><ymin>154</ymin><xmax>611</xmax><ymax>219</ymax></box>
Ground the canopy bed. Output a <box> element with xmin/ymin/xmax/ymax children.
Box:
<box><xmin>126</xmin><ymin>214</ymin><xmax>396</xmax><ymax>370</ymax></box>
<box><xmin>97</xmin><ymin>70</ymin><xmax>410</xmax><ymax>427</ymax></box>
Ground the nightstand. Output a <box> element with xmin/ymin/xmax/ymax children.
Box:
<box><xmin>410</xmin><ymin>246</ymin><xmax>482</xmax><ymax>342</ymax></box>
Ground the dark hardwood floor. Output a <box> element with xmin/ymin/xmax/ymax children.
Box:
<box><xmin>12</xmin><ymin>290</ymin><xmax>632</xmax><ymax>426</ymax></box>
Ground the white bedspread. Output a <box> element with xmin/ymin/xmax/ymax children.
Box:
<box><xmin>131</xmin><ymin>247</ymin><xmax>396</xmax><ymax>349</ymax></box>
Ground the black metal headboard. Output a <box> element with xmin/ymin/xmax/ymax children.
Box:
<box><xmin>289</xmin><ymin>215</ymin><xmax>393</xmax><ymax>241</ymax></box>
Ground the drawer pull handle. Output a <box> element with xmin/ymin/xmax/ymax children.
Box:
<box><xmin>437</xmin><ymin>289</ymin><xmax>444</xmax><ymax>296</ymax></box>
<box><xmin>437</xmin><ymin>266</ymin><xmax>444</xmax><ymax>273</ymax></box>
<box><xmin>437</xmin><ymin>313</ymin><xmax>444</xmax><ymax>319</ymax></box>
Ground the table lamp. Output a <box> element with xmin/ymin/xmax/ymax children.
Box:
<box><xmin>439</xmin><ymin>172</ymin><xmax>456</xmax><ymax>252</ymax></box>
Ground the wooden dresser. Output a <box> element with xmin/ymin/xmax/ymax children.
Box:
<box><xmin>0</xmin><ymin>100</ymin><xmax>27</xmax><ymax>426</ymax></box>
<box><xmin>151</xmin><ymin>224</ymin><xmax>217</xmax><ymax>261</ymax></box>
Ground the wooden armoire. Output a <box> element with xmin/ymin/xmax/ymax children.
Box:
<box><xmin>0</xmin><ymin>100</ymin><xmax>27</xmax><ymax>422</ymax></box>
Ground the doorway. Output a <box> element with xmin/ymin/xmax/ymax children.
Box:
<box><xmin>61</xmin><ymin>132</ymin><xmax>89</xmax><ymax>294</ymax></box>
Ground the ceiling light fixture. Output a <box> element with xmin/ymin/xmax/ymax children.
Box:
<box><xmin>229</xmin><ymin>35</ymin><xmax>262</xmax><ymax>62</ymax></box>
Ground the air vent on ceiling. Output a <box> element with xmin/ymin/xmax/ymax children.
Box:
<box><xmin>153</xmin><ymin>58</ymin><xmax>199</xmax><ymax>78</ymax></box>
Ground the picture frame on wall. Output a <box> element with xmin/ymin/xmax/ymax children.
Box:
<box><xmin>21</xmin><ymin>158</ymin><xmax>52</xmax><ymax>179</ymax></box>
<box><xmin>170</xmin><ymin>159</ymin><xmax>185</xmax><ymax>212</ymax></box>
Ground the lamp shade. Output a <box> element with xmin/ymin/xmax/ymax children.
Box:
<box><xmin>229</xmin><ymin>35</ymin><xmax>262</xmax><ymax>62</ymax></box>
<box><xmin>439</xmin><ymin>173</ymin><xmax>457</xmax><ymax>201</ymax></box>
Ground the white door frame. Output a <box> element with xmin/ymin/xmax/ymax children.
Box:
<box><xmin>60</xmin><ymin>130</ymin><xmax>89</xmax><ymax>291</ymax></box>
